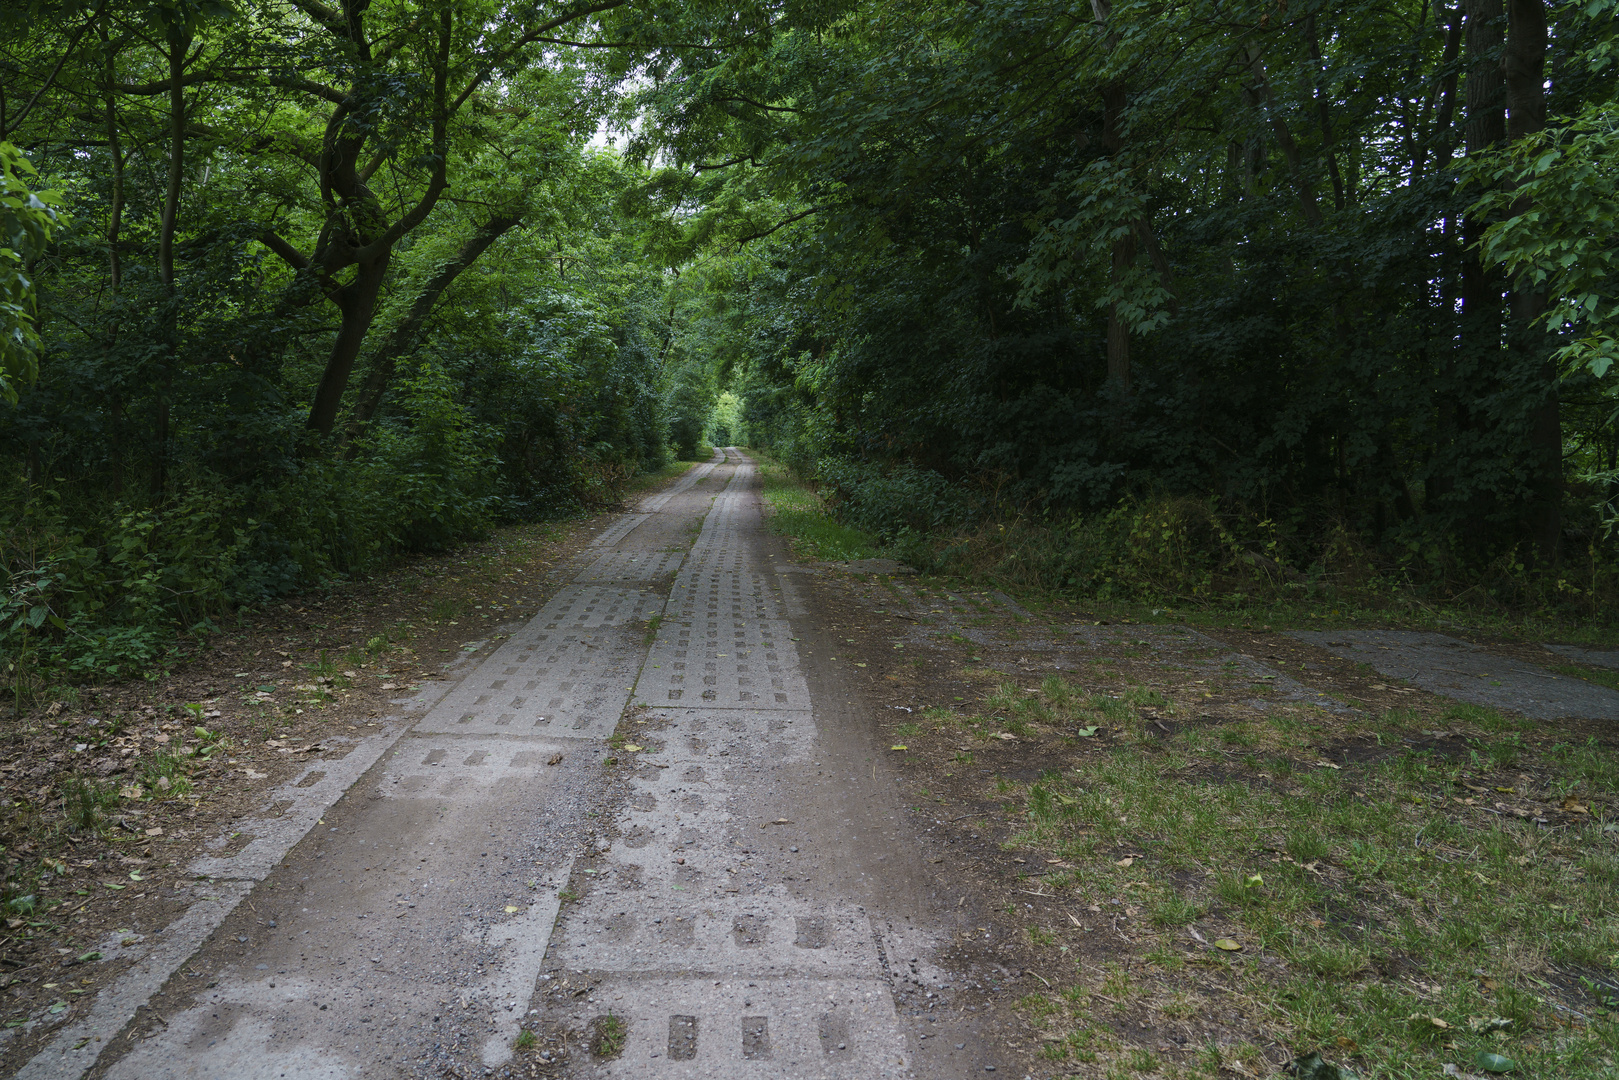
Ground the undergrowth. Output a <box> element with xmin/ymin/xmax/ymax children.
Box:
<box><xmin>750</xmin><ymin>449</ymin><xmax>1619</xmax><ymax>644</ymax></box>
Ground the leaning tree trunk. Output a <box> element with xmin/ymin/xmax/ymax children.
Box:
<box><xmin>306</xmin><ymin>256</ymin><xmax>392</xmax><ymax>438</ymax></box>
<box><xmin>344</xmin><ymin>210</ymin><xmax>526</xmax><ymax>444</ymax></box>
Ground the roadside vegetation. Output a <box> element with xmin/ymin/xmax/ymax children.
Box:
<box><xmin>755</xmin><ymin>451</ymin><xmax>1619</xmax><ymax>647</ymax></box>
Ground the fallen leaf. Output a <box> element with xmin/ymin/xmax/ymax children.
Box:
<box><xmin>623</xmin><ymin>744</ymin><xmax>642</xmax><ymax>753</ymax></box>
<box><xmin>1214</xmin><ymin>938</ymin><xmax>1242</xmax><ymax>951</ymax></box>
<box><xmin>1187</xmin><ymin>925</ymin><xmax>1207</xmax><ymax>943</ymax></box>
<box><xmin>890</xmin><ymin>745</ymin><xmax>908</xmax><ymax>751</ymax></box>
<box><xmin>1468</xmin><ymin>1017</ymin><xmax>1511</xmax><ymax>1033</ymax></box>
<box><xmin>1290</xmin><ymin>1051</ymin><xmax>1362</xmax><ymax>1080</ymax></box>
<box><xmin>504</xmin><ymin>906</ymin><xmax>521</xmax><ymax>914</ymax></box>
<box><xmin>1116</xmin><ymin>856</ymin><xmax>1134</xmax><ymax>868</ymax></box>
<box><xmin>1561</xmin><ymin>795</ymin><xmax>1589</xmax><ymax>813</ymax></box>
<box><xmin>546</xmin><ymin>753</ymin><xmax>563</xmax><ymax>765</ymax></box>
<box><xmin>1314</xmin><ymin>760</ymin><xmax>1342</xmax><ymax>770</ymax></box>
<box><xmin>1410</xmin><ymin>1014</ymin><xmax>1451</xmax><ymax>1030</ymax></box>
<box><xmin>119</xmin><ymin>785</ymin><xmax>144</xmax><ymax>800</ymax></box>
<box><xmin>1473</xmin><ymin>1050</ymin><xmax>1515</xmax><ymax>1073</ymax></box>
<box><xmin>1075</xmin><ymin>725</ymin><xmax>1099</xmax><ymax>737</ymax></box>
<box><xmin>144</xmin><ymin>827</ymin><xmax>162</xmax><ymax>836</ymax></box>
<box><xmin>995</xmin><ymin>732</ymin><xmax>1017</xmax><ymax>741</ymax></box>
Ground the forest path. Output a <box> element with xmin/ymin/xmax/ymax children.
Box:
<box><xmin>53</xmin><ymin>451</ymin><xmax>979</xmax><ymax>1080</ymax></box>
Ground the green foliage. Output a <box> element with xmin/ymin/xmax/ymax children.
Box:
<box><xmin>666</xmin><ymin>363</ymin><xmax>715</xmax><ymax>460</ymax></box>
<box><xmin>1472</xmin><ymin>103</ymin><xmax>1619</xmax><ymax>379</ymax></box>
<box><xmin>641</xmin><ymin>0</ymin><xmax>1619</xmax><ymax>611</ymax></box>
<box><xmin>756</xmin><ymin>457</ymin><xmax>883</xmax><ymax>561</ymax></box>
<box><xmin>0</xmin><ymin>143</ymin><xmax>59</xmax><ymax>404</ymax></box>
<box><xmin>59</xmin><ymin>775</ymin><xmax>117</xmax><ymax>833</ymax></box>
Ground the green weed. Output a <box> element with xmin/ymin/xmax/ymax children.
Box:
<box><xmin>60</xmin><ymin>776</ymin><xmax>117</xmax><ymax>832</ymax></box>
<box><xmin>590</xmin><ymin>1013</ymin><xmax>627</xmax><ymax>1059</ymax></box>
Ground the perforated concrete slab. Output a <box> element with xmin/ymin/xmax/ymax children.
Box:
<box><xmin>642</xmin><ymin>625</ymin><xmax>809</xmax><ymax>708</ymax></box>
<box><xmin>574</xmin><ymin>550</ymin><xmax>688</xmax><ymax>584</ymax></box>
<box><xmin>375</xmin><ymin>734</ymin><xmax>575</xmax><ymax>797</ymax></box>
<box><xmin>414</xmin><ymin>586</ymin><xmax>659</xmax><ymax>737</ymax></box>
<box><xmin>1291</xmin><ymin>630</ymin><xmax>1619</xmax><ymax>719</ymax></box>
<box><xmin>553</xmin><ymin>977</ymin><xmax>910</xmax><ymax>1078</ymax></box>
<box><xmin>531</xmin><ymin>458</ymin><xmax>915</xmax><ymax>1079</ymax></box>
<box><xmin>548</xmin><ymin>900</ymin><xmax>883</xmax><ymax>976</ymax></box>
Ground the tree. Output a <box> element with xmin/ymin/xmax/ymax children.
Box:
<box><xmin>0</xmin><ymin>143</ymin><xmax>59</xmax><ymax>405</ymax></box>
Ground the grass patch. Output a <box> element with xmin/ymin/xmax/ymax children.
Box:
<box><xmin>997</xmin><ymin>678</ymin><xmax>1619</xmax><ymax>1079</ymax></box>
<box><xmin>1550</xmin><ymin>663</ymin><xmax>1619</xmax><ymax>693</ymax></box>
<box><xmin>589</xmin><ymin>1013</ymin><xmax>627</xmax><ymax>1059</ymax></box>
<box><xmin>755</xmin><ymin>456</ymin><xmax>883</xmax><ymax>562</ymax></box>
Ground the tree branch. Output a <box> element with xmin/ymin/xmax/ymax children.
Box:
<box><xmin>732</xmin><ymin>206</ymin><xmax>817</xmax><ymax>247</ymax></box>
<box><xmin>2</xmin><ymin>0</ymin><xmax>106</xmax><ymax>139</ymax></box>
<box><xmin>259</xmin><ymin>230</ymin><xmax>310</xmax><ymax>270</ymax></box>
<box><xmin>449</xmin><ymin>0</ymin><xmax>632</xmax><ymax>117</ymax></box>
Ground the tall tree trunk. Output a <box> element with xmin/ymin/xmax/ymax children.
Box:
<box><xmin>1504</xmin><ymin>0</ymin><xmax>1558</xmax><ymax>564</ymax></box>
<box><xmin>345</xmin><ymin>210</ymin><xmax>525</xmax><ymax>443</ymax></box>
<box><xmin>1304</xmin><ymin>16</ymin><xmax>1347</xmax><ymax>210</ymax></box>
<box><xmin>1093</xmin><ymin>0</ymin><xmax>1134</xmax><ymax>400</ymax></box>
<box><xmin>1419</xmin><ymin>2</ymin><xmax>1466</xmax><ymax>178</ymax></box>
<box><xmin>307</xmin><ymin>257</ymin><xmax>391</xmax><ymax>438</ymax></box>
<box><xmin>1450</xmin><ymin>0</ymin><xmax>1505</xmax><ymax>542</ymax></box>
<box><xmin>1107</xmin><ymin>223</ymin><xmax>1135</xmax><ymax>393</ymax></box>
<box><xmin>301</xmin><ymin>5</ymin><xmax>454</xmax><ymax>437</ymax></box>
<box><xmin>102</xmin><ymin>17</ymin><xmax>125</xmax><ymax>491</ymax></box>
<box><xmin>153</xmin><ymin>22</ymin><xmax>188</xmax><ymax>495</ymax></box>
<box><xmin>101</xmin><ymin>21</ymin><xmax>123</xmax><ymax>292</ymax></box>
<box><xmin>1245</xmin><ymin>45</ymin><xmax>1325</xmax><ymax>226</ymax></box>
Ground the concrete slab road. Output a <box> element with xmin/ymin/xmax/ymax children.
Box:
<box><xmin>36</xmin><ymin>451</ymin><xmax>987</xmax><ymax>1080</ymax></box>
